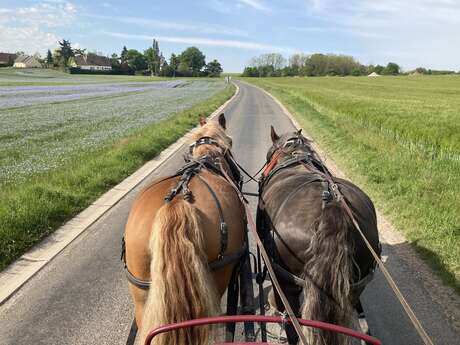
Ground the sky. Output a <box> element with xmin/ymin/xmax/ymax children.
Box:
<box><xmin>1</xmin><ymin>0</ymin><xmax>459</xmax><ymax>72</ymax></box>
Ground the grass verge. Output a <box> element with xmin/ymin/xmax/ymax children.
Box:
<box><xmin>0</xmin><ymin>84</ymin><xmax>235</xmax><ymax>270</ymax></box>
<box><xmin>242</xmin><ymin>77</ymin><xmax>460</xmax><ymax>293</ymax></box>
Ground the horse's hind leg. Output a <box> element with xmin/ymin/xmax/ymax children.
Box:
<box><xmin>272</xmin><ymin>283</ymin><xmax>302</xmax><ymax>345</ymax></box>
<box><xmin>128</xmin><ymin>284</ymin><xmax>148</xmax><ymax>343</ymax></box>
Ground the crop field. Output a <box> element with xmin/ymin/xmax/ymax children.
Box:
<box><xmin>1</xmin><ymin>80</ymin><xmax>223</xmax><ymax>185</ymax></box>
<box><xmin>244</xmin><ymin>75</ymin><xmax>460</xmax><ymax>290</ymax></box>
<box><xmin>0</xmin><ymin>74</ymin><xmax>234</xmax><ymax>269</ymax></box>
<box><xmin>0</xmin><ymin>80</ymin><xmax>185</xmax><ymax>108</ymax></box>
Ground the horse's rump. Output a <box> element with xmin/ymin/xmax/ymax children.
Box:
<box><xmin>125</xmin><ymin>170</ymin><xmax>246</xmax><ymax>344</ymax></box>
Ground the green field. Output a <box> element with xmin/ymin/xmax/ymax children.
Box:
<box><xmin>244</xmin><ymin>76</ymin><xmax>460</xmax><ymax>291</ymax></box>
<box><xmin>0</xmin><ymin>73</ymin><xmax>235</xmax><ymax>270</ymax></box>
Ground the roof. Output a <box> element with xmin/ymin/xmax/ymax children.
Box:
<box><xmin>0</xmin><ymin>52</ymin><xmax>17</xmax><ymax>63</ymax></box>
<box><xmin>74</xmin><ymin>53</ymin><xmax>111</xmax><ymax>67</ymax></box>
<box><xmin>14</xmin><ymin>55</ymin><xmax>41</xmax><ymax>66</ymax></box>
<box><xmin>368</xmin><ymin>72</ymin><xmax>381</xmax><ymax>77</ymax></box>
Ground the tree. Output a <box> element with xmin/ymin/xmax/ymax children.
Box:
<box><xmin>58</xmin><ymin>39</ymin><xmax>74</xmax><ymax>67</ymax></box>
<box><xmin>111</xmin><ymin>53</ymin><xmax>120</xmax><ymax>70</ymax></box>
<box><xmin>415</xmin><ymin>67</ymin><xmax>427</xmax><ymax>74</ymax></box>
<box><xmin>179</xmin><ymin>47</ymin><xmax>206</xmax><ymax>76</ymax></box>
<box><xmin>46</xmin><ymin>49</ymin><xmax>53</xmax><ymax>67</ymax></box>
<box><xmin>159</xmin><ymin>61</ymin><xmax>171</xmax><ymax>77</ymax></box>
<box><xmin>382</xmin><ymin>62</ymin><xmax>400</xmax><ymax>75</ymax></box>
<box><xmin>126</xmin><ymin>49</ymin><xmax>147</xmax><ymax>71</ymax></box>
<box><xmin>144</xmin><ymin>39</ymin><xmax>161</xmax><ymax>76</ymax></box>
<box><xmin>373</xmin><ymin>65</ymin><xmax>385</xmax><ymax>74</ymax></box>
<box><xmin>121</xmin><ymin>46</ymin><xmax>128</xmax><ymax>64</ymax></box>
<box><xmin>177</xmin><ymin>61</ymin><xmax>191</xmax><ymax>76</ymax></box>
<box><xmin>242</xmin><ymin>66</ymin><xmax>259</xmax><ymax>77</ymax></box>
<box><xmin>169</xmin><ymin>53</ymin><xmax>179</xmax><ymax>77</ymax></box>
<box><xmin>204</xmin><ymin>59</ymin><xmax>223</xmax><ymax>77</ymax></box>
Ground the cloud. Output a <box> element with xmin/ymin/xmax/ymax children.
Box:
<box><xmin>0</xmin><ymin>27</ymin><xmax>60</xmax><ymax>54</ymax></box>
<box><xmin>103</xmin><ymin>31</ymin><xmax>293</xmax><ymax>53</ymax></box>
<box><xmin>0</xmin><ymin>1</ymin><xmax>77</xmax><ymax>54</ymax></box>
<box><xmin>87</xmin><ymin>14</ymin><xmax>250</xmax><ymax>38</ymax></box>
<box><xmin>237</xmin><ymin>0</ymin><xmax>271</xmax><ymax>12</ymax></box>
<box><xmin>301</xmin><ymin>0</ymin><xmax>460</xmax><ymax>69</ymax></box>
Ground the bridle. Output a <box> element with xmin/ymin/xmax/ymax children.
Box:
<box><xmin>262</xmin><ymin>134</ymin><xmax>319</xmax><ymax>179</ymax></box>
<box><xmin>188</xmin><ymin>136</ymin><xmax>227</xmax><ymax>156</ymax></box>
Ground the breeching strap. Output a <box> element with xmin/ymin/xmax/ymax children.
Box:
<box><xmin>218</xmin><ymin>164</ymin><xmax>309</xmax><ymax>345</ymax></box>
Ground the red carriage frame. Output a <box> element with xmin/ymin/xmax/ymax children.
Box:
<box><xmin>144</xmin><ymin>315</ymin><xmax>382</xmax><ymax>345</ymax></box>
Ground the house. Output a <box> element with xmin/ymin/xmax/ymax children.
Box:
<box><xmin>13</xmin><ymin>55</ymin><xmax>42</xmax><ymax>68</ymax></box>
<box><xmin>72</xmin><ymin>53</ymin><xmax>112</xmax><ymax>71</ymax></box>
<box><xmin>368</xmin><ymin>72</ymin><xmax>381</xmax><ymax>77</ymax></box>
<box><xmin>0</xmin><ymin>53</ymin><xmax>17</xmax><ymax>66</ymax></box>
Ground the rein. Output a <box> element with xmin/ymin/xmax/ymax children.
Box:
<box><xmin>217</xmin><ymin>160</ymin><xmax>310</xmax><ymax>345</ymax></box>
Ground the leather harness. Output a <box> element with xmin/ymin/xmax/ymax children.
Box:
<box><xmin>259</xmin><ymin>136</ymin><xmax>379</xmax><ymax>296</ymax></box>
<box><xmin>121</xmin><ymin>138</ymin><xmax>248</xmax><ymax>290</ymax></box>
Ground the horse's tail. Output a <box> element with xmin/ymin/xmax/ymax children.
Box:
<box><xmin>140</xmin><ymin>199</ymin><xmax>219</xmax><ymax>345</ymax></box>
<box><xmin>301</xmin><ymin>200</ymin><xmax>353</xmax><ymax>345</ymax></box>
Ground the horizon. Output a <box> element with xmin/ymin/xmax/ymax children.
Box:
<box><xmin>1</xmin><ymin>0</ymin><xmax>459</xmax><ymax>73</ymax></box>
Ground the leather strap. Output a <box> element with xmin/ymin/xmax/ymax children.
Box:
<box><xmin>122</xmin><ymin>242</ymin><xmax>248</xmax><ymax>290</ymax></box>
<box><xmin>196</xmin><ymin>174</ymin><xmax>228</xmax><ymax>258</ymax></box>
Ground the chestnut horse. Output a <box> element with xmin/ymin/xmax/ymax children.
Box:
<box><xmin>257</xmin><ymin>127</ymin><xmax>381</xmax><ymax>345</ymax></box>
<box><xmin>123</xmin><ymin>114</ymin><xmax>247</xmax><ymax>345</ymax></box>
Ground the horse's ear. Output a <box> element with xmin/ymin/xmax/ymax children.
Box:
<box><xmin>271</xmin><ymin>125</ymin><xmax>279</xmax><ymax>142</ymax></box>
<box><xmin>297</xmin><ymin>128</ymin><xmax>302</xmax><ymax>135</ymax></box>
<box><xmin>218</xmin><ymin>113</ymin><xmax>226</xmax><ymax>130</ymax></box>
<box><xmin>199</xmin><ymin>116</ymin><xmax>207</xmax><ymax>127</ymax></box>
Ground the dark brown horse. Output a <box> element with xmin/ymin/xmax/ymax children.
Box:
<box><xmin>257</xmin><ymin>127</ymin><xmax>381</xmax><ymax>345</ymax></box>
<box><xmin>123</xmin><ymin>114</ymin><xmax>248</xmax><ymax>345</ymax></box>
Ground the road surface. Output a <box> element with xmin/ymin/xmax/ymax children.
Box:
<box><xmin>0</xmin><ymin>81</ymin><xmax>458</xmax><ymax>344</ymax></box>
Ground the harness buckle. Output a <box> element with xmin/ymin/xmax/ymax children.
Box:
<box><xmin>322</xmin><ymin>190</ymin><xmax>332</xmax><ymax>202</ymax></box>
<box><xmin>220</xmin><ymin>222</ymin><xmax>228</xmax><ymax>234</ymax></box>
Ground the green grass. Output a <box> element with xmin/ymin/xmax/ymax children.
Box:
<box><xmin>243</xmin><ymin>76</ymin><xmax>460</xmax><ymax>292</ymax></box>
<box><xmin>0</xmin><ymin>83</ymin><xmax>235</xmax><ymax>270</ymax></box>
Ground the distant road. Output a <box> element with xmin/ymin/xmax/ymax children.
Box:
<box><xmin>0</xmin><ymin>81</ymin><xmax>458</xmax><ymax>344</ymax></box>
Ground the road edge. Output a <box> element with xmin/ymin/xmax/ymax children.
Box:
<box><xmin>0</xmin><ymin>82</ymin><xmax>240</xmax><ymax>305</ymax></box>
<box><xmin>240</xmin><ymin>80</ymin><xmax>460</xmax><ymax>330</ymax></box>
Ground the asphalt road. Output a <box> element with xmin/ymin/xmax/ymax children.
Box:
<box><xmin>0</xmin><ymin>81</ymin><xmax>458</xmax><ymax>345</ymax></box>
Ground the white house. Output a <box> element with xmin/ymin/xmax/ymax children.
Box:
<box><xmin>72</xmin><ymin>53</ymin><xmax>112</xmax><ymax>71</ymax></box>
<box><xmin>13</xmin><ymin>55</ymin><xmax>42</xmax><ymax>68</ymax></box>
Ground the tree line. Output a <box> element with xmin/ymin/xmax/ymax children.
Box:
<box><xmin>242</xmin><ymin>53</ymin><xmax>458</xmax><ymax>77</ymax></box>
<box><xmin>117</xmin><ymin>42</ymin><xmax>223</xmax><ymax>77</ymax></box>
<box><xmin>44</xmin><ymin>39</ymin><xmax>223</xmax><ymax>77</ymax></box>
